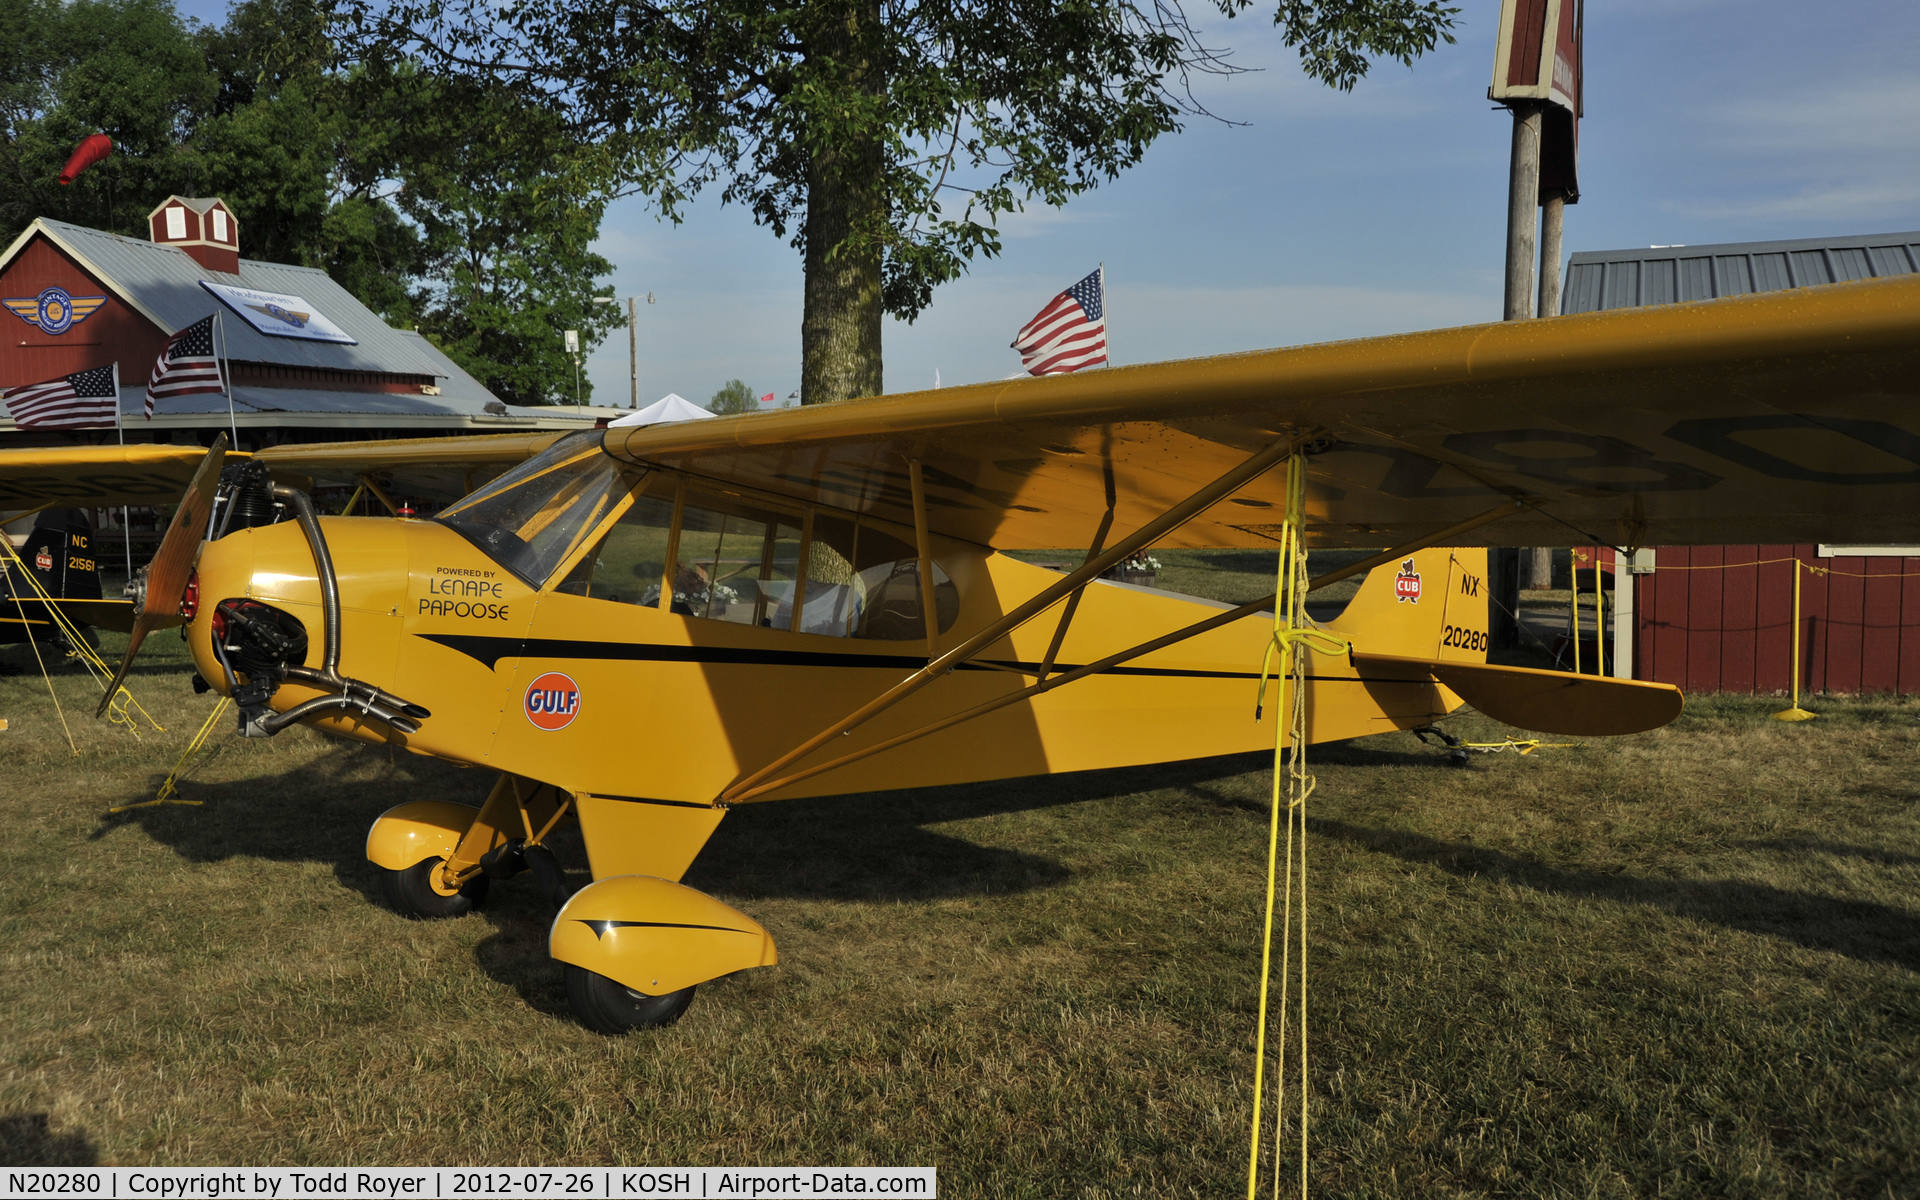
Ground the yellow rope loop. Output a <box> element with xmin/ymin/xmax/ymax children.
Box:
<box><xmin>0</xmin><ymin>534</ymin><xmax>164</xmax><ymax>732</ymax></box>
<box><xmin>1460</xmin><ymin>738</ymin><xmax>1576</xmax><ymax>755</ymax></box>
<box><xmin>1247</xmin><ymin>451</ymin><xmax>1317</xmax><ymax>1200</ymax></box>
<box><xmin>131</xmin><ymin>697</ymin><xmax>231</xmax><ymax>812</ymax></box>
<box><xmin>103</xmin><ymin>686</ymin><xmax>141</xmax><ymax>740</ymax></box>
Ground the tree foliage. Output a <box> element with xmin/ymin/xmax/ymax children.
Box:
<box><xmin>338</xmin><ymin>0</ymin><xmax>1458</xmax><ymax>402</ymax></box>
<box><xmin>707</xmin><ymin>379</ymin><xmax>756</xmax><ymax>415</ymax></box>
<box><xmin>0</xmin><ymin>0</ymin><xmax>618</xmax><ymax>405</ymax></box>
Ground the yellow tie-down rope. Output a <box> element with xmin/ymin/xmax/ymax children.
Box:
<box><xmin>0</xmin><ymin>536</ymin><xmax>165</xmax><ymax>743</ymax></box>
<box><xmin>1247</xmin><ymin>454</ymin><xmax>1349</xmax><ymax>1200</ymax></box>
<box><xmin>1463</xmin><ymin>738</ymin><xmax>1574</xmax><ymax>755</ymax></box>
<box><xmin>115</xmin><ymin>696</ymin><xmax>232</xmax><ymax>812</ymax></box>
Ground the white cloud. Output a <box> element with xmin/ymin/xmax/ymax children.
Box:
<box><xmin>1668</xmin><ymin>183</ymin><xmax>1920</xmax><ymax>223</ymax></box>
<box><xmin>1710</xmin><ymin>78</ymin><xmax>1920</xmax><ymax>156</ymax></box>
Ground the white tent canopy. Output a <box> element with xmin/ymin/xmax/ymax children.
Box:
<box><xmin>607</xmin><ymin>393</ymin><xmax>714</xmax><ymax>427</ymax></box>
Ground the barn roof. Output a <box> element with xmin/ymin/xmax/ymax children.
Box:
<box><xmin>0</xmin><ymin>218</ymin><xmax>446</xmax><ymax>378</ymax></box>
<box><xmin>1561</xmin><ymin>230</ymin><xmax>1920</xmax><ymax>314</ymax></box>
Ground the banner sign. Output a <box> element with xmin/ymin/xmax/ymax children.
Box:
<box><xmin>1490</xmin><ymin>0</ymin><xmax>1580</xmax><ymax>114</ymax></box>
<box><xmin>1489</xmin><ymin>0</ymin><xmax>1582</xmax><ymax>201</ymax></box>
<box><xmin>200</xmin><ymin>281</ymin><xmax>358</xmax><ymax>344</ymax></box>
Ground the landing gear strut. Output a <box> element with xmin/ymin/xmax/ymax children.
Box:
<box><xmin>378</xmin><ymin>856</ymin><xmax>490</xmax><ymax>919</ymax></box>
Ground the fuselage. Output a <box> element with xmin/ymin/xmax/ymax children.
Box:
<box><xmin>187</xmin><ymin>514</ymin><xmax>1478</xmax><ymax>808</ymax></box>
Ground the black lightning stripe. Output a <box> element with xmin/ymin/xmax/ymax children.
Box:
<box><xmin>579</xmin><ymin>919</ymin><xmax>752</xmax><ymax>940</ymax></box>
<box><xmin>416</xmin><ymin>632</ymin><xmax>1444</xmax><ymax>685</ymax></box>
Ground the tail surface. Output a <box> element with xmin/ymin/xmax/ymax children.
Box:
<box><xmin>1322</xmin><ymin>547</ymin><xmax>1491</xmax><ymax>664</ymax></box>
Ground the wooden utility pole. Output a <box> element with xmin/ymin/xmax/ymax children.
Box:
<box><xmin>1504</xmin><ymin>101</ymin><xmax>1551</xmax><ymax>596</ymax></box>
<box><xmin>1537</xmin><ymin>187</ymin><xmax>1567</xmax><ymax>317</ymax></box>
<box><xmin>627</xmin><ymin>296</ymin><xmax>638</xmax><ymax>408</ymax></box>
<box><xmin>1503</xmin><ymin>101</ymin><xmax>1543</xmax><ymax>322</ymax></box>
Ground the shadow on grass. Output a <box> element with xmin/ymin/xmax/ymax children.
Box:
<box><xmin>1317</xmin><ymin>818</ymin><xmax>1920</xmax><ymax>973</ymax></box>
<box><xmin>1740</xmin><ymin>839</ymin><xmax>1920</xmax><ymax>868</ymax></box>
<box><xmin>82</xmin><ymin>737</ymin><xmax>1281</xmax><ymax>1015</ymax></box>
<box><xmin>0</xmin><ymin>1113</ymin><xmax>96</xmax><ymax>1167</ymax></box>
<box><xmin>686</xmin><ymin>748</ymin><xmax>1277</xmax><ymax>901</ymax></box>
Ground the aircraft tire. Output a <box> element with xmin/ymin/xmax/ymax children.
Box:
<box><xmin>378</xmin><ymin>856</ymin><xmax>489</xmax><ymax>919</ymax></box>
<box><xmin>564</xmin><ymin>965</ymin><xmax>696</xmax><ymax>1034</ymax></box>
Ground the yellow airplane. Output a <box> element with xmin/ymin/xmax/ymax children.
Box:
<box><xmin>3</xmin><ymin>271</ymin><xmax>1915</xmax><ymax>1033</ymax></box>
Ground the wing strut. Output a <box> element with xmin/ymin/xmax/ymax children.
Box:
<box><xmin>907</xmin><ymin>460</ymin><xmax>942</xmax><ymax>659</ymax></box>
<box><xmin>1038</xmin><ymin>457</ymin><xmax>1119</xmax><ymax>681</ymax></box>
<box><xmin>719</xmin><ymin>497</ymin><xmax>1528</xmax><ymax>804</ymax></box>
<box><xmin>718</xmin><ymin>432</ymin><xmax>1315</xmax><ymax>804</ymax></box>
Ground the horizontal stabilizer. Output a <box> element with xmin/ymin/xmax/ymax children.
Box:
<box><xmin>0</xmin><ymin>597</ymin><xmax>150</xmax><ymax>634</ymax></box>
<box><xmin>1353</xmin><ymin>652</ymin><xmax>1684</xmax><ymax>736</ymax></box>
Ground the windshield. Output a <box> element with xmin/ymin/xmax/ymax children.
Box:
<box><xmin>436</xmin><ymin>431</ymin><xmax>631</xmax><ymax>586</ymax></box>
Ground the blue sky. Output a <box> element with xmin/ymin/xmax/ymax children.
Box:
<box><xmin>180</xmin><ymin>0</ymin><xmax>1920</xmax><ymax>409</ymax></box>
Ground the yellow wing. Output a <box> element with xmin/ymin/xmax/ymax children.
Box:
<box><xmin>256</xmin><ymin>432</ymin><xmax>565</xmax><ymax>503</ymax></box>
<box><xmin>0</xmin><ymin>434</ymin><xmax>564</xmax><ymax>510</ymax></box>
<box><xmin>595</xmin><ymin>273</ymin><xmax>1920</xmax><ymax>551</ymax></box>
<box><xmin>0</xmin><ymin>273</ymin><xmax>1915</xmax><ymax>553</ymax></box>
<box><xmin>0</xmin><ymin>444</ymin><xmax>237</xmax><ymax>508</ymax></box>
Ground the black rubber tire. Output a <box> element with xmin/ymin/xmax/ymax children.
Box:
<box><xmin>378</xmin><ymin>856</ymin><xmax>489</xmax><ymax>919</ymax></box>
<box><xmin>564</xmin><ymin>964</ymin><xmax>696</xmax><ymax>1034</ymax></box>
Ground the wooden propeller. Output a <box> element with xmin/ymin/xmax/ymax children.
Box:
<box><xmin>96</xmin><ymin>434</ymin><xmax>228</xmax><ymax>717</ymax></box>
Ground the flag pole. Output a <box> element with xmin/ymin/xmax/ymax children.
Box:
<box><xmin>217</xmin><ymin>311</ymin><xmax>237</xmax><ymax>445</ymax></box>
<box><xmin>113</xmin><ymin>360</ymin><xmax>131</xmax><ymax>585</ymax></box>
<box><xmin>1099</xmin><ymin>262</ymin><xmax>1109</xmax><ymax>367</ymax></box>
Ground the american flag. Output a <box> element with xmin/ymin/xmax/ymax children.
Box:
<box><xmin>3</xmin><ymin>364</ymin><xmax>119</xmax><ymax>429</ymax></box>
<box><xmin>1011</xmin><ymin>268</ymin><xmax>1107</xmax><ymax>375</ymax></box>
<box><xmin>144</xmin><ymin>314</ymin><xmax>223</xmax><ymax>417</ymax></box>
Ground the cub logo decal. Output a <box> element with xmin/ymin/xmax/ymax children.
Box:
<box><xmin>524</xmin><ymin>672</ymin><xmax>582</xmax><ymax>730</ymax></box>
<box><xmin>34</xmin><ymin>549</ymin><xmax>53</xmax><ymax>572</ymax></box>
<box><xmin>1394</xmin><ymin>558</ymin><xmax>1421</xmax><ymax>604</ymax></box>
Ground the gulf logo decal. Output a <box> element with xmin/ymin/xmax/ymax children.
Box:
<box><xmin>1394</xmin><ymin>558</ymin><xmax>1421</xmax><ymax>604</ymax></box>
<box><xmin>524</xmin><ymin>672</ymin><xmax>582</xmax><ymax>730</ymax></box>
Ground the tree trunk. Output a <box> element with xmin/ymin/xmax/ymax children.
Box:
<box><xmin>1525</xmin><ymin>547</ymin><xmax>1553</xmax><ymax>590</ymax></box>
<box><xmin>799</xmin><ymin>1</ymin><xmax>884</xmax><ymax>405</ymax></box>
<box><xmin>800</xmin><ymin>143</ymin><xmax>883</xmax><ymax>404</ymax></box>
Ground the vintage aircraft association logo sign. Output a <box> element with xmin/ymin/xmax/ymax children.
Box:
<box><xmin>4</xmin><ymin>286</ymin><xmax>107</xmax><ymax>335</ymax></box>
<box><xmin>525</xmin><ymin>672</ymin><xmax>582</xmax><ymax>730</ymax></box>
<box><xmin>1394</xmin><ymin>558</ymin><xmax>1421</xmax><ymax>603</ymax></box>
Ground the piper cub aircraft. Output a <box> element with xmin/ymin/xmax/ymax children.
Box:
<box><xmin>4</xmin><ymin>273</ymin><xmax>1917</xmax><ymax>1033</ymax></box>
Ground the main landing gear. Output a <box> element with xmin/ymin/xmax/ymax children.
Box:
<box><xmin>362</xmin><ymin>775</ymin><xmax>778</xmax><ymax>1033</ymax></box>
<box><xmin>378</xmin><ymin>855</ymin><xmax>490</xmax><ymax>919</ymax></box>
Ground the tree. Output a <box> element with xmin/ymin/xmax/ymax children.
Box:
<box><xmin>707</xmin><ymin>379</ymin><xmax>757</xmax><ymax>415</ymax></box>
<box><xmin>0</xmin><ymin>0</ymin><xmax>212</xmax><ymax>239</ymax></box>
<box><xmin>0</xmin><ymin>0</ymin><xmax>623</xmax><ymax>405</ymax></box>
<box><xmin>351</xmin><ymin>71</ymin><xmax>622</xmax><ymax>404</ymax></box>
<box><xmin>338</xmin><ymin>0</ymin><xmax>1458</xmax><ymax>404</ymax></box>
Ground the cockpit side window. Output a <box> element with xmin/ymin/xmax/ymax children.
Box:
<box><xmin>799</xmin><ymin>515</ymin><xmax>960</xmax><ymax>640</ymax></box>
<box><xmin>554</xmin><ymin>475</ymin><xmax>676</xmax><ymax>606</ymax></box>
<box><xmin>543</xmin><ymin>467</ymin><xmax>961</xmax><ymax>641</ymax></box>
<box><xmin>436</xmin><ymin>431</ymin><xmax>631</xmax><ymax>587</ymax></box>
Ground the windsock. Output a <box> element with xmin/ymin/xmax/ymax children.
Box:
<box><xmin>58</xmin><ymin>134</ymin><xmax>113</xmax><ymax>185</ymax></box>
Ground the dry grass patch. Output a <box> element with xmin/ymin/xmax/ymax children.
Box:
<box><xmin>0</xmin><ymin>587</ymin><xmax>1916</xmax><ymax>1195</ymax></box>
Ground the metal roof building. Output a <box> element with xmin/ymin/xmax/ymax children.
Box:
<box><xmin>1563</xmin><ymin>227</ymin><xmax>1920</xmax><ymax>696</ymax></box>
<box><xmin>0</xmin><ymin>203</ymin><xmax>593</xmax><ymax>448</ymax></box>
<box><xmin>1561</xmin><ymin>229</ymin><xmax>1920</xmax><ymax>314</ymax></box>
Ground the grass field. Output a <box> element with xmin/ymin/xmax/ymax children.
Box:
<box><xmin>2</xmin><ymin>555</ymin><xmax>1918</xmax><ymax>1196</ymax></box>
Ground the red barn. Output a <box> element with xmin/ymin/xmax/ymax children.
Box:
<box><xmin>0</xmin><ymin>197</ymin><xmax>589</xmax><ymax>451</ymax></box>
<box><xmin>1560</xmin><ymin>229</ymin><xmax>1920</xmax><ymax>695</ymax></box>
